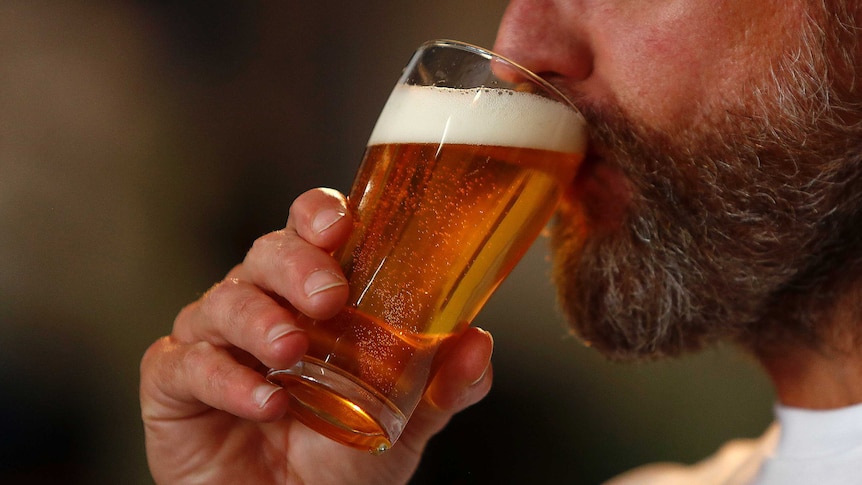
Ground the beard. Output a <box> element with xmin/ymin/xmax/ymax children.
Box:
<box><xmin>550</xmin><ymin>9</ymin><xmax>862</xmax><ymax>360</ymax></box>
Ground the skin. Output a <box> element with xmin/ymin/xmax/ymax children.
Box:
<box><xmin>140</xmin><ymin>0</ymin><xmax>862</xmax><ymax>483</ymax></box>
<box><xmin>140</xmin><ymin>188</ymin><xmax>493</xmax><ymax>484</ymax></box>
<box><xmin>495</xmin><ymin>0</ymin><xmax>862</xmax><ymax>409</ymax></box>
<box><xmin>493</xmin><ymin>0</ymin><xmax>800</xmax><ymax>236</ymax></box>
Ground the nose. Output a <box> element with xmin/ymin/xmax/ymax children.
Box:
<box><xmin>493</xmin><ymin>0</ymin><xmax>593</xmax><ymax>82</ymax></box>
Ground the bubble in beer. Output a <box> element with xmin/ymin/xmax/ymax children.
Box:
<box><xmin>287</xmin><ymin>81</ymin><xmax>587</xmax><ymax>453</ymax></box>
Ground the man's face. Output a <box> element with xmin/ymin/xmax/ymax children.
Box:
<box><xmin>494</xmin><ymin>0</ymin><xmax>862</xmax><ymax>358</ymax></box>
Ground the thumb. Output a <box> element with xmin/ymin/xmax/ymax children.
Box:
<box><xmin>398</xmin><ymin>327</ymin><xmax>494</xmax><ymax>446</ymax></box>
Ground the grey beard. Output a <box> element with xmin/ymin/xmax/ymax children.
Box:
<box><xmin>549</xmin><ymin>38</ymin><xmax>862</xmax><ymax>361</ymax></box>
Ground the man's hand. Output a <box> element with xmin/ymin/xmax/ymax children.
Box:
<box><xmin>140</xmin><ymin>188</ymin><xmax>494</xmax><ymax>484</ymax></box>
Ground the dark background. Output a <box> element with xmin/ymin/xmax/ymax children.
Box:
<box><xmin>0</xmin><ymin>1</ymin><xmax>773</xmax><ymax>483</ymax></box>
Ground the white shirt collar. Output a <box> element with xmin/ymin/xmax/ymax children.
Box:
<box><xmin>774</xmin><ymin>401</ymin><xmax>862</xmax><ymax>458</ymax></box>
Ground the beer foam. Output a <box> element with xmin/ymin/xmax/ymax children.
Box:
<box><xmin>368</xmin><ymin>84</ymin><xmax>586</xmax><ymax>154</ymax></box>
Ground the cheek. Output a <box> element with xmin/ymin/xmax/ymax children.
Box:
<box><xmin>600</xmin><ymin>27</ymin><xmax>717</xmax><ymax>126</ymax></box>
<box><xmin>619</xmin><ymin>42</ymin><xmax>705</xmax><ymax>124</ymax></box>
<box><xmin>589</xmin><ymin>4</ymin><xmax>757</xmax><ymax>128</ymax></box>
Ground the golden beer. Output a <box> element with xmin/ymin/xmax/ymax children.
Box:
<box><xmin>268</xmin><ymin>42</ymin><xmax>586</xmax><ymax>454</ymax></box>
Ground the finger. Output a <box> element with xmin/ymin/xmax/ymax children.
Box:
<box><xmin>235</xmin><ymin>227</ymin><xmax>350</xmax><ymax>320</ymax></box>
<box><xmin>398</xmin><ymin>328</ymin><xmax>494</xmax><ymax>445</ymax></box>
<box><xmin>424</xmin><ymin>327</ymin><xmax>494</xmax><ymax>411</ymax></box>
<box><xmin>235</xmin><ymin>188</ymin><xmax>353</xmax><ymax>320</ymax></box>
<box><xmin>173</xmin><ymin>277</ymin><xmax>309</xmax><ymax>370</ymax></box>
<box><xmin>140</xmin><ymin>336</ymin><xmax>290</xmax><ymax>423</ymax></box>
<box><xmin>287</xmin><ymin>187</ymin><xmax>353</xmax><ymax>252</ymax></box>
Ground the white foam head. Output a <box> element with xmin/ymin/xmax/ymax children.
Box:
<box><xmin>368</xmin><ymin>84</ymin><xmax>586</xmax><ymax>154</ymax></box>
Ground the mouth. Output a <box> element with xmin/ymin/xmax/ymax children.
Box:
<box><xmin>568</xmin><ymin>145</ymin><xmax>632</xmax><ymax>232</ymax></box>
<box><xmin>573</xmin><ymin>144</ymin><xmax>601</xmax><ymax>183</ymax></box>
<box><xmin>570</xmin><ymin>145</ymin><xmax>604</xmax><ymax>201</ymax></box>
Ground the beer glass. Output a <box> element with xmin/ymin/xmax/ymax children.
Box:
<box><xmin>267</xmin><ymin>39</ymin><xmax>586</xmax><ymax>454</ymax></box>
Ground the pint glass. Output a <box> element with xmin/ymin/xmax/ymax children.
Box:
<box><xmin>267</xmin><ymin>40</ymin><xmax>586</xmax><ymax>454</ymax></box>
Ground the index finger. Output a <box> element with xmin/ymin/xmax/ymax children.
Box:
<box><xmin>235</xmin><ymin>188</ymin><xmax>353</xmax><ymax>318</ymax></box>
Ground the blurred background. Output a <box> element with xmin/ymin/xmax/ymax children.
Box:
<box><xmin>0</xmin><ymin>1</ymin><xmax>775</xmax><ymax>483</ymax></box>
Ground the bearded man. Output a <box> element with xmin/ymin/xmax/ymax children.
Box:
<box><xmin>140</xmin><ymin>1</ymin><xmax>862</xmax><ymax>483</ymax></box>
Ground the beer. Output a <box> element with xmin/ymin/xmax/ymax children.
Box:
<box><xmin>342</xmin><ymin>143</ymin><xmax>579</xmax><ymax>338</ymax></box>
<box><xmin>270</xmin><ymin>84</ymin><xmax>585</xmax><ymax>452</ymax></box>
<box><xmin>345</xmin><ymin>84</ymin><xmax>584</xmax><ymax>341</ymax></box>
<box><xmin>267</xmin><ymin>40</ymin><xmax>586</xmax><ymax>455</ymax></box>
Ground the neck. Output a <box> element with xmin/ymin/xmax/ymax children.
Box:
<box><xmin>760</xmin><ymin>344</ymin><xmax>862</xmax><ymax>409</ymax></box>
<box><xmin>756</xmin><ymin>275</ymin><xmax>862</xmax><ymax>409</ymax></box>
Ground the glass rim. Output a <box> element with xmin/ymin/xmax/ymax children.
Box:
<box><xmin>420</xmin><ymin>39</ymin><xmax>577</xmax><ymax>112</ymax></box>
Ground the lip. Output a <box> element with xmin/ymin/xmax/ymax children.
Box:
<box><xmin>571</xmin><ymin>146</ymin><xmax>603</xmax><ymax>198</ymax></box>
<box><xmin>568</xmin><ymin>146</ymin><xmax>632</xmax><ymax>232</ymax></box>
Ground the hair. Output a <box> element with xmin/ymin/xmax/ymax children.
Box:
<box><xmin>550</xmin><ymin>0</ymin><xmax>862</xmax><ymax>361</ymax></box>
<box><xmin>747</xmin><ymin>0</ymin><xmax>862</xmax><ymax>357</ymax></box>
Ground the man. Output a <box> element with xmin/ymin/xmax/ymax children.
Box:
<box><xmin>140</xmin><ymin>0</ymin><xmax>862</xmax><ymax>483</ymax></box>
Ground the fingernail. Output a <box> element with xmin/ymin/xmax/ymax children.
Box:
<box><xmin>267</xmin><ymin>323</ymin><xmax>300</xmax><ymax>344</ymax></box>
<box><xmin>470</xmin><ymin>361</ymin><xmax>491</xmax><ymax>387</ymax></box>
<box><xmin>470</xmin><ymin>329</ymin><xmax>493</xmax><ymax>387</ymax></box>
<box><xmin>312</xmin><ymin>208</ymin><xmax>346</xmax><ymax>234</ymax></box>
<box><xmin>304</xmin><ymin>269</ymin><xmax>347</xmax><ymax>297</ymax></box>
<box><xmin>254</xmin><ymin>383</ymin><xmax>281</xmax><ymax>408</ymax></box>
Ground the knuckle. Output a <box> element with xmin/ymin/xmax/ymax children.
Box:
<box><xmin>182</xmin><ymin>341</ymin><xmax>211</xmax><ymax>370</ymax></box>
<box><xmin>183</xmin><ymin>342</ymin><xmax>226</xmax><ymax>394</ymax></box>
<box><xmin>219</xmin><ymin>284</ymin><xmax>285</xmax><ymax>331</ymax></box>
<box><xmin>225</xmin><ymin>289</ymin><xmax>259</xmax><ymax>330</ymax></box>
<box><xmin>191</xmin><ymin>347</ymin><xmax>241</xmax><ymax>395</ymax></box>
<box><xmin>172</xmin><ymin>300</ymin><xmax>200</xmax><ymax>333</ymax></box>
<box><xmin>199</xmin><ymin>279</ymin><xmax>231</xmax><ymax>309</ymax></box>
<box><xmin>202</xmin><ymin>279</ymin><xmax>247</xmax><ymax>323</ymax></box>
<box><xmin>140</xmin><ymin>336</ymin><xmax>170</xmax><ymax>379</ymax></box>
<box><xmin>250</xmin><ymin>229</ymin><xmax>282</xmax><ymax>253</ymax></box>
<box><xmin>249</xmin><ymin>230</ymin><xmax>306</xmax><ymax>277</ymax></box>
<box><xmin>140</xmin><ymin>336</ymin><xmax>187</xmax><ymax>403</ymax></box>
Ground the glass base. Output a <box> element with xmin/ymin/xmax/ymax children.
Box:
<box><xmin>266</xmin><ymin>358</ymin><xmax>406</xmax><ymax>454</ymax></box>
